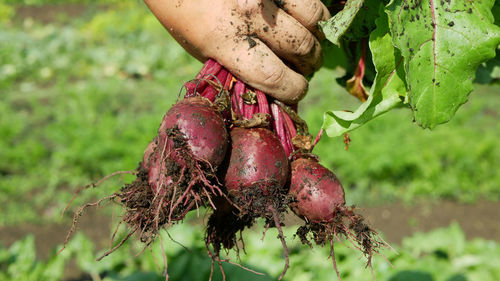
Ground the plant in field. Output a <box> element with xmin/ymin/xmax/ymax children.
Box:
<box><xmin>61</xmin><ymin>1</ymin><xmax>499</xmax><ymax>280</ymax></box>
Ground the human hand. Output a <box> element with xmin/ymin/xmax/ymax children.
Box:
<box><xmin>144</xmin><ymin>0</ymin><xmax>330</xmax><ymax>104</ymax></box>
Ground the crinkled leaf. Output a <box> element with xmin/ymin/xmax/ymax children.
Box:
<box><xmin>386</xmin><ymin>0</ymin><xmax>500</xmax><ymax>128</ymax></box>
<box><xmin>320</xmin><ymin>0</ymin><xmax>365</xmax><ymax>46</ymax></box>
<box><xmin>343</xmin><ymin>0</ymin><xmax>384</xmax><ymax>41</ymax></box>
<box><xmin>323</xmin><ymin>8</ymin><xmax>407</xmax><ymax>137</ymax></box>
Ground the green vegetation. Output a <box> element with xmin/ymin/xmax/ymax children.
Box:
<box><xmin>1</xmin><ymin>222</ymin><xmax>499</xmax><ymax>281</ymax></box>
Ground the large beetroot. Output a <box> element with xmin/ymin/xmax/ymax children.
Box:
<box><xmin>224</xmin><ymin>127</ymin><xmax>289</xmax><ymax>211</ymax></box>
<box><xmin>63</xmin><ymin>95</ymin><xmax>230</xmax><ymax>260</ymax></box>
<box><xmin>209</xmin><ymin>126</ymin><xmax>291</xmax><ymax>280</ymax></box>
<box><xmin>147</xmin><ymin>96</ymin><xmax>228</xmax><ymax>193</ymax></box>
<box><xmin>121</xmin><ymin>96</ymin><xmax>228</xmax><ymax>244</ymax></box>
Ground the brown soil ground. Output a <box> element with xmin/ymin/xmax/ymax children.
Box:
<box><xmin>283</xmin><ymin>200</ymin><xmax>500</xmax><ymax>244</ymax></box>
<box><xmin>1</xmin><ymin>200</ymin><xmax>499</xmax><ymax>260</ymax></box>
<box><xmin>357</xmin><ymin>200</ymin><xmax>500</xmax><ymax>244</ymax></box>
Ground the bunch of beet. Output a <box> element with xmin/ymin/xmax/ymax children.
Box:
<box><xmin>63</xmin><ymin>59</ymin><xmax>389</xmax><ymax>280</ymax></box>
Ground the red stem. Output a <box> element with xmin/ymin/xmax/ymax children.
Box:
<box><xmin>243</xmin><ymin>99</ymin><xmax>251</xmax><ymax>120</ymax></box>
<box><xmin>251</xmin><ymin>103</ymin><xmax>258</xmax><ymax>116</ymax></box>
<box><xmin>223</xmin><ymin>73</ymin><xmax>233</xmax><ymax>90</ymax></box>
<box><xmin>281</xmin><ymin>109</ymin><xmax>295</xmax><ymax>155</ymax></box>
<box><xmin>215</xmin><ymin>68</ymin><xmax>229</xmax><ymax>87</ymax></box>
<box><xmin>190</xmin><ymin>59</ymin><xmax>320</xmax><ymax>154</ymax></box>
<box><xmin>256</xmin><ymin>90</ymin><xmax>270</xmax><ymax>115</ymax></box>
<box><xmin>281</xmin><ymin>110</ymin><xmax>297</xmax><ymax>139</ymax></box>
<box><xmin>231</xmin><ymin>91</ymin><xmax>238</xmax><ymax>117</ymax></box>
<box><xmin>185</xmin><ymin>59</ymin><xmax>222</xmax><ymax>96</ymax></box>
<box><xmin>356</xmin><ymin>40</ymin><xmax>366</xmax><ymax>80</ymax></box>
<box><xmin>233</xmin><ymin>81</ymin><xmax>245</xmax><ymax>119</ymax></box>
<box><xmin>312</xmin><ymin>128</ymin><xmax>324</xmax><ymax>150</ymax></box>
<box><xmin>271</xmin><ymin>103</ymin><xmax>291</xmax><ymax>156</ymax></box>
<box><xmin>201</xmin><ymin>85</ymin><xmax>218</xmax><ymax>102</ymax></box>
<box><xmin>203</xmin><ymin>69</ymin><xmax>229</xmax><ymax>101</ymax></box>
<box><xmin>281</xmin><ymin>110</ymin><xmax>293</xmax><ymax>156</ymax></box>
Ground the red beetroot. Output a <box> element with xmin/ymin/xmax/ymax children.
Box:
<box><xmin>222</xmin><ymin>126</ymin><xmax>291</xmax><ymax>280</ymax></box>
<box><xmin>289</xmin><ymin>156</ymin><xmax>345</xmax><ymax>222</ymax></box>
<box><xmin>141</xmin><ymin>137</ymin><xmax>157</xmax><ymax>169</ymax></box>
<box><xmin>289</xmin><ymin>155</ymin><xmax>387</xmax><ymax>280</ymax></box>
<box><xmin>158</xmin><ymin>96</ymin><xmax>228</xmax><ymax>167</ymax></box>
<box><xmin>225</xmin><ymin>127</ymin><xmax>288</xmax><ymax>205</ymax></box>
<box><xmin>148</xmin><ymin>96</ymin><xmax>228</xmax><ymax>193</ymax></box>
<box><xmin>107</xmin><ymin>96</ymin><xmax>229</xmax><ymax>250</ymax></box>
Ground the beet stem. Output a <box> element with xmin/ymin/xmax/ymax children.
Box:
<box><xmin>223</xmin><ymin>73</ymin><xmax>234</xmax><ymax>90</ymax></box>
<box><xmin>280</xmin><ymin>107</ymin><xmax>294</xmax><ymax>155</ymax></box>
<box><xmin>201</xmin><ymin>85</ymin><xmax>218</xmax><ymax>102</ymax></box>
<box><xmin>281</xmin><ymin>108</ymin><xmax>297</xmax><ymax>138</ymax></box>
<box><xmin>271</xmin><ymin>103</ymin><xmax>291</xmax><ymax>156</ymax></box>
<box><xmin>185</xmin><ymin>59</ymin><xmax>222</xmax><ymax>95</ymax></box>
<box><xmin>233</xmin><ymin>81</ymin><xmax>245</xmax><ymax>119</ymax></box>
<box><xmin>256</xmin><ymin>90</ymin><xmax>270</xmax><ymax>115</ymax></box>
<box><xmin>312</xmin><ymin>128</ymin><xmax>324</xmax><ymax>150</ymax></box>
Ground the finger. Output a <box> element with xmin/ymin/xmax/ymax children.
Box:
<box><xmin>277</xmin><ymin>0</ymin><xmax>331</xmax><ymax>39</ymax></box>
<box><xmin>239</xmin><ymin>0</ymin><xmax>322</xmax><ymax>75</ymax></box>
<box><xmin>211</xmin><ymin>37</ymin><xmax>307</xmax><ymax>104</ymax></box>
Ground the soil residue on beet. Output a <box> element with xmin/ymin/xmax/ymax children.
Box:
<box><xmin>295</xmin><ymin>205</ymin><xmax>388</xmax><ymax>269</ymax></box>
<box><xmin>230</xmin><ymin>180</ymin><xmax>288</xmax><ymax>220</ymax></box>
<box><xmin>205</xmin><ymin>196</ymin><xmax>254</xmax><ymax>256</ymax></box>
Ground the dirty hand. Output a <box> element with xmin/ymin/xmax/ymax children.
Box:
<box><xmin>144</xmin><ymin>0</ymin><xmax>330</xmax><ymax>104</ymax></box>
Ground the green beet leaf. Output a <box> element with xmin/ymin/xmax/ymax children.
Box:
<box><xmin>320</xmin><ymin>0</ymin><xmax>365</xmax><ymax>46</ymax></box>
<box><xmin>386</xmin><ymin>0</ymin><xmax>500</xmax><ymax>128</ymax></box>
<box><xmin>323</xmin><ymin>7</ymin><xmax>407</xmax><ymax>137</ymax></box>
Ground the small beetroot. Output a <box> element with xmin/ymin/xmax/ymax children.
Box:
<box><xmin>289</xmin><ymin>155</ymin><xmax>345</xmax><ymax>222</ymax></box>
<box><xmin>289</xmin><ymin>155</ymin><xmax>387</xmax><ymax>280</ymax></box>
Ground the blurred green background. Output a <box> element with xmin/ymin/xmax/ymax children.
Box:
<box><xmin>0</xmin><ymin>1</ymin><xmax>499</xmax><ymax>281</ymax></box>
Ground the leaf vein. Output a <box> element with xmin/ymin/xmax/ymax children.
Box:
<box><xmin>380</xmin><ymin>57</ymin><xmax>404</xmax><ymax>96</ymax></box>
<box><xmin>431</xmin><ymin>0</ymin><xmax>438</xmax><ymax>123</ymax></box>
<box><xmin>465</xmin><ymin>0</ymin><xmax>485</xmax><ymax>22</ymax></box>
<box><xmin>435</xmin><ymin>24</ymin><xmax>473</xmax><ymax>43</ymax></box>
